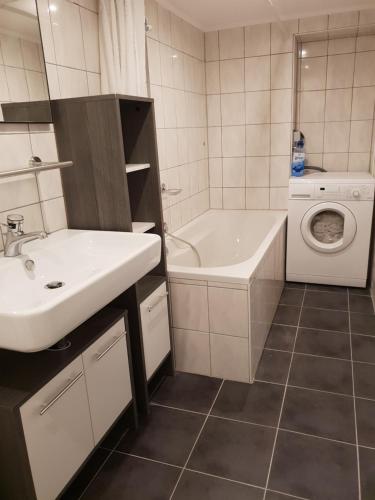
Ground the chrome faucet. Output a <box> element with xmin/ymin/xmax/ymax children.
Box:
<box><xmin>2</xmin><ymin>214</ymin><xmax>47</xmax><ymax>257</ymax></box>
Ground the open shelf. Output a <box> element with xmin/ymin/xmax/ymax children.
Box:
<box><xmin>132</xmin><ymin>222</ymin><xmax>155</xmax><ymax>233</ymax></box>
<box><xmin>125</xmin><ymin>163</ymin><xmax>150</xmax><ymax>174</ymax></box>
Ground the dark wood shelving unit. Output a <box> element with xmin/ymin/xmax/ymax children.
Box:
<box><xmin>51</xmin><ymin>94</ymin><xmax>173</xmax><ymax>414</ymax></box>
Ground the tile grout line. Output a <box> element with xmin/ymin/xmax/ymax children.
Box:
<box><xmin>348</xmin><ymin>288</ymin><xmax>362</xmax><ymax>500</ymax></box>
<box><xmin>168</xmin><ymin>379</ymin><xmax>225</xmax><ymax>499</ymax></box>
<box><xmin>262</xmin><ymin>283</ymin><xmax>307</xmax><ymax>500</ymax></box>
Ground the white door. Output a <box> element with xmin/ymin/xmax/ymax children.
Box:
<box><xmin>300</xmin><ymin>202</ymin><xmax>357</xmax><ymax>253</ymax></box>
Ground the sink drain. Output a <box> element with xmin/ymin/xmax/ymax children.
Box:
<box><xmin>45</xmin><ymin>281</ymin><xmax>65</xmax><ymax>289</ymax></box>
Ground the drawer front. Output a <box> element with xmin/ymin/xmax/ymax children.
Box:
<box><xmin>20</xmin><ymin>357</ymin><xmax>94</xmax><ymax>500</ymax></box>
<box><xmin>140</xmin><ymin>282</ymin><xmax>171</xmax><ymax>380</ymax></box>
<box><xmin>82</xmin><ymin>319</ymin><xmax>132</xmax><ymax>444</ymax></box>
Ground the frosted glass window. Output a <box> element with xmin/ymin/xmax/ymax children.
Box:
<box><xmin>311</xmin><ymin>210</ymin><xmax>344</xmax><ymax>244</ymax></box>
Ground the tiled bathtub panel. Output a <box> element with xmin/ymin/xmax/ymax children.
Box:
<box><xmin>173</xmin><ymin>328</ymin><xmax>211</xmax><ymax>376</ymax></box>
<box><xmin>208</xmin><ymin>286</ymin><xmax>249</xmax><ymax>338</ymax></box>
<box><xmin>170</xmin><ymin>282</ymin><xmax>209</xmax><ymax>332</ymax></box>
<box><xmin>250</xmin><ymin>222</ymin><xmax>286</xmax><ymax>381</ymax></box>
<box><xmin>210</xmin><ymin>333</ymin><xmax>250</xmax><ymax>382</ymax></box>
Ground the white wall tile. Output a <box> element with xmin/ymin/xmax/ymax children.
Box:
<box><xmin>354</xmin><ymin>52</ymin><xmax>375</xmax><ymax>87</ymax></box>
<box><xmin>41</xmin><ymin>197</ymin><xmax>67</xmax><ymax>232</ymax></box>
<box><xmin>246</xmin><ymin>157</ymin><xmax>270</xmax><ymax>187</ymax></box>
<box><xmin>245</xmin><ymin>56</ymin><xmax>270</xmax><ymax>91</ymax></box>
<box><xmin>221</xmin><ymin>93</ymin><xmax>245</xmax><ymax>125</ymax></box>
<box><xmin>246</xmin><ymin>124</ymin><xmax>271</xmax><ymax>156</ymax></box>
<box><xmin>300</xmin><ymin>40</ymin><xmax>328</xmax><ymax>58</ymax></box>
<box><xmin>271</xmin><ymin>89</ymin><xmax>292</xmax><ymax>123</ymax></box>
<box><xmin>324</xmin><ymin>122</ymin><xmax>351</xmax><ymax>153</ymax></box>
<box><xmin>57</xmin><ymin>66</ymin><xmax>88</xmax><ymax>97</ymax></box>
<box><xmin>323</xmin><ymin>152</ymin><xmax>349</xmax><ymax>171</ymax></box>
<box><xmin>300</xmin><ymin>56</ymin><xmax>327</xmax><ymax>90</ymax></box>
<box><xmin>352</xmin><ymin>87</ymin><xmax>375</xmax><ymax>120</ymax></box>
<box><xmin>271</xmin><ymin>19</ymin><xmax>298</xmax><ymax>54</ymax></box>
<box><xmin>245</xmin><ymin>91</ymin><xmax>270</xmax><ymax>124</ymax></box>
<box><xmin>80</xmin><ymin>7</ymin><xmax>99</xmax><ymax>73</ymax></box>
<box><xmin>271</xmin><ymin>53</ymin><xmax>293</xmax><ymax>89</ymax></box>
<box><xmin>359</xmin><ymin>9</ymin><xmax>375</xmax><ymax>25</ymax></box>
<box><xmin>300</xmin><ymin>122</ymin><xmax>324</xmax><ymax>153</ymax></box>
<box><xmin>299</xmin><ymin>15</ymin><xmax>328</xmax><ymax>33</ymax></box>
<box><xmin>328</xmin><ymin>37</ymin><xmax>356</xmax><ymax>55</ymax></box>
<box><xmin>270</xmin><ymin>187</ymin><xmax>288</xmax><ymax>209</ymax></box>
<box><xmin>223</xmin><ymin>157</ymin><xmax>245</xmax><ymax>187</ymax></box>
<box><xmin>0</xmin><ymin>134</ymin><xmax>32</xmax><ymax>171</ymax></box>
<box><xmin>222</xmin><ymin>126</ymin><xmax>245</xmax><ymax>157</ymax></box>
<box><xmin>205</xmin><ymin>31</ymin><xmax>219</xmax><ymax>61</ymax></box>
<box><xmin>299</xmin><ymin>90</ymin><xmax>325</xmax><ymax>122</ymax></box>
<box><xmin>220</xmin><ymin>59</ymin><xmax>244</xmax><ymax>93</ymax></box>
<box><xmin>349</xmin><ymin>120</ymin><xmax>373</xmax><ymax>153</ymax></box>
<box><xmin>245</xmin><ymin>187</ymin><xmax>269</xmax><ymax>209</ymax></box>
<box><xmin>327</xmin><ymin>54</ymin><xmax>355</xmax><ymax>89</ymax></box>
<box><xmin>208</xmin><ymin>127</ymin><xmax>222</xmax><ymax>158</ymax></box>
<box><xmin>245</xmin><ymin>24</ymin><xmax>270</xmax><ymax>57</ymax></box>
<box><xmin>271</xmin><ymin>123</ymin><xmax>291</xmax><ymax>155</ymax></box>
<box><xmin>0</xmin><ymin>174</ymin><xmax>39</xmax><ymax>213</ymax></box>
<box><xmin>219</xmin><ymin>27</ymin><xmax>244</xmax><ymax>60</ymax></box>
<box><xmin>328</xmin><ymin>11</ymin><xmax>359</xmax><ymax>28</ymax></box>
<box><xmin>223</xmin><ymin>187</ymin><xmax>245</xmax><ymax>209</ymax></box>
<box><xmin>270</xmin><ymin>155</ymin><xmax>290</xmax><ymax>186</ymax></box>
<box><xmin>325</xmin><ymin>89</ymin><xmax>352</xmax><ymax>121</ymax></box>
<box><xmin>210</xmin><ymin>188</ymin><xmax>223</xmax><ymax>208</ymax></box>
<box><xmin>157</xmin><ymin>3</ymin><xmax>171</xmax><ymax>45</ymax></box>
<box><xmin>348</xmin><ymin>152</ymin><xmax>370</xmax><ymax>171</ymax></box>
<box><xmin>206</xmin><ymin>61</ymin><xmax>220</xmax><ymax>94</ymax></box>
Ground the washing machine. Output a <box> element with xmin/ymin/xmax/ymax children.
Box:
<box><xmin>286</xmin><ymin>172</ymin><xmax>375</xmax><ymax>287</ymax></box>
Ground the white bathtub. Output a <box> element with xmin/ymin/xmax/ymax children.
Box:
<box><xmin>167</xmin><ymin>210</ymin><xmax>287</xmax><ymax>383</ymax></box>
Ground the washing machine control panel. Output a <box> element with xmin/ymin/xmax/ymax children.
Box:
<box><xmin>290</xmin><ymin>183</ymin><xmax>374</xmax><ymax>200</ymax></box>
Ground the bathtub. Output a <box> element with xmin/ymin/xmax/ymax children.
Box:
<box><xmin>167</xmin><ymin>210</ymin><xmax>287</xmax><ymax>383</ymax></box>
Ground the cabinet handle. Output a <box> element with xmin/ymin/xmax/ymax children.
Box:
<box><xmin>147</xmin><ymin>292</ymin><xmax>168</xmax><ymax>312</ymax></box>
<box><xmin>96</xmin><ymin>334</ymin><xmax>124</xmax><ymax>361</ymax></box>
<box><xmin>40</xmin><ymin>371</ymin><xmax>83</xmax><ymax>415</ymax></box>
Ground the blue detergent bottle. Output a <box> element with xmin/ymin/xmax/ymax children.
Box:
<box><xmin>291</xmin><ymin>133</ymin><xmax>305</xmax><ymax>177</ymax></box>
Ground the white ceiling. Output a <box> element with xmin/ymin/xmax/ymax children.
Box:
<box><xmin>157</xmin><ymin>0</ymin><xmax>375</xmax><ymax>31</ymax></box>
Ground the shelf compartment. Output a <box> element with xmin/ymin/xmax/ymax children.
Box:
<box><xmin>132</xmin><ymin>222</ymin><xmax>155</xmax><ymax>233</ymax></box>
<box><xmin>125</xmin><ymin>163</ymin><xmax>150</xmax><ymax>174</ymax></box>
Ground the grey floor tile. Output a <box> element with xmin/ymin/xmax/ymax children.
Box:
<box><xmin>280</xmin><ymin>386</ymin><xmax>355</xmax><ymax>443</ymax></box>
<box><xmin>269</xmin><ymin>430</ymin><xmax>358</xmax><ymax>500</ymax></box>
<box><xmin>300</xmin><ymin>307</ymin><xmax>349</xmax><ymax>332</ymax></box>
<box><xmin>279</xmin><ymin>289</ymin><xmax>304</xmax><ymax>306</ymax></box>
<box><xmin>273</xmin><ymin>305</ymin><xmax>300</xmax><ymax>326</ymax></box>
<box><xmin>350</xmin><ymin>312</ymin><xmax>375</xmax><ymax>336</ymax></box>
<box><xmin>307</xmin><ymin>284</ymin><xmax>347</xmax><ymax>293</ymax></box>
<box><xmin>265</xmin><ymin>492</ymin><xmax>306</xmax><ymax>500</ymax></box>
<box><xmin>117</xmin><ymin>405</ymin><xmax>205</xmax><ymax>466</ymax></box>
<box><xmin>352</xmin><ymin>334</ymin><xmax>375</xmax><ymax>364</ymax></box>
<box><xmin>212</xmin><ymin>380</ymin><xmax>283</xmax><ymax>427</ymax></box>
<box><xmin>349</xmin><ymin>286</ymin><xmax>371</xmax><ymax>296</ymax></box>
<box><xmin>349</xmin><ymin>295</ymin><xmax>374</xmax><ymax>314</ymax></box>
<box><xmin>152</xmin><ymin>373</ymin><xmax>222</xmax><ymax>413</ymax></box>
<box><xmin>188</xmin><ymin>416</ymin><xmax>275</xmax><ymax>486</ymax></box>
<box><xmin>304</xmin><ymin>291</ymin><xmax>348</xmax><ymax>311</ymax></box>
<box><xmin>295</xmin><ymin>328</ymin><xmax>351</xmax><ymax>360</ymax></box>
<box><xmin>289</xmin><ymin>354</ymin><xmax>353</xmax><ymax>395</ymax></box>
<box><xmin>284</xmin><ymin>282</ymin><xmax>305</xmax><ymax>289</ymax></box>
<box><xmin>356</xmin><ymin>397</ymin><xmax>375</xmax><ymax>448</ymax></box>
<box><xmin>354</xmin><ymin>362</ymin><xmax>375</xmax><ymax>400</ymax></box>
<box><xmin>80</xmin><ymin>453</ymin><xmax>180</xmax><ymax>500</ymax></box>
<box><xmin>255</xmin><ymin>350</ymin><xmax>292</xmax><ymax>384</ymax></box>
<box><xmin>173</xmin><ymin>470</ymin><xmax>264</xmax><ymax>500</ymax></box>
<box><xmin>265</xmin><ymin>324</ymin><xmax>297</xmax><ymax>351</ymax></box>
<box><xmin>359</xmin><ymin>446</ymin><xmax>375</xmax><ymax>500</ymax></box>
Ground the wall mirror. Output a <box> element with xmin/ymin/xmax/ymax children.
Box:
<box><xmin>0</xmin><ymin>0</ymin><xmax>52</xmax><ymax>123</ymax></box>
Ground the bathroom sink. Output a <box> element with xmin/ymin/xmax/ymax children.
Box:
<box><xmin>0</xmin><ymin>229</ymin><xmax>161</xmax><ymax>352</ymax></box>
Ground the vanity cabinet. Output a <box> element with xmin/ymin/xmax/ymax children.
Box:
<box><xmin>20</xmin><ymin>357</ymin><xmax>94</xmax><ymax>500</ymax></box>
<box><xmin>140</xmin><ymin>282</ymin><xmax>171</xmax><ymax>380</ymax></box>
<box><xmin>83</xmin><ymin>320</ymin><xmax>132</xmax><ymax>444</ymax></box>
<box><xmin>0</xmin><ymin>309</ymin><xmax>136</xmax><ymax>500</ymax></box>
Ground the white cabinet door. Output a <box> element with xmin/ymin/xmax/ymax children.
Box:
<box><xmin>20</xmin><ymin>357</ymin><xmax>94</xmax><ymax>500</ymax></box>
<box><xmin>140</xmin><ymin>282</ymin><xmax>171</xmax><ymax>380</ymax></box>
<box><xmin>82</xmin><ymin>319</ymin><xmax>132</xmax><ymax>445</ymax></box>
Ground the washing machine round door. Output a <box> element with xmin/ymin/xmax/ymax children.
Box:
<box><xmin>300</xmin><ymin>202</ymin><xmax>357</xmax><ymax>253</ymax></box>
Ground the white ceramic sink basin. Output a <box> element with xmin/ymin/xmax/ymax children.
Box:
<box><xmin>0</xmin><ymin>229</ymin><xmax>161</xmax><ymax>352</ymax></box>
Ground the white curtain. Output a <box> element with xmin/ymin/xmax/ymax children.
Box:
<box><xmin>99</xmin><ymin>0</ymin><xmax>147</xmax><ymax>96</ymax></box>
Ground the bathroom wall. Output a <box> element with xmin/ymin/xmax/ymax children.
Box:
<box><xmin>296</xmin><ymin>31</ymin><xmax>375</xmax><ymax>173</ymax></box>
<box><xmin>145</xmin><ymin>0</ymin><xmax>209</xmax><ymax>232</ymax></box>
<box><xmin>206</xmin><ymin>10</ymin><xmax>375</xmax><ymax>211</ymax></box>
<box><xmin>0</xmin><ymin>0</ymin><xmax>100</xmax><ymax>252</ymax></box>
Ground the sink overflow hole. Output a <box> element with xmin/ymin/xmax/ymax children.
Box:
<box><xmin>45</xmin><ymin>281</ymin><xmax>65</xmax><ymax>289</ymax></box>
